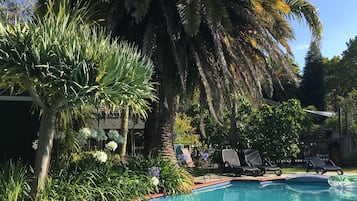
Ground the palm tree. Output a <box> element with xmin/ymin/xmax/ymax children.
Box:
<box><xmin>104</xmin><ymin>0</ymin><xmax>322</xmax><ymax>160</ymax></box>
<box><xmin>0</xmin><ymin>0</ymin><xmax>155</xmax><ymax>197</ymax></box>
<box><xmin>86</xmin><ymin>0</ymin><xmax>322</xmax><ymax>161</ymax></box>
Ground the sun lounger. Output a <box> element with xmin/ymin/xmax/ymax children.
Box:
<box><xmin>222</xmin><ymin>149</ymin><xmax>261</xmax><ymax>176</ymax></box>
<box><xmin>243</xmin><ymin>149</ymin><xmax>282</xmax><ymax>176</ymax></box>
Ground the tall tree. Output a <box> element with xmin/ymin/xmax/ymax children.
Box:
<box><xmin>84</xmin><ymin>0</ymin><xmax>322</xmax><ymax>161</ymax></box>
<box><xmin>300</xmin><ymin>41</ymin><xmax>326</xmax><ymax>110</ymax></box>
<box><xmin>325</xmin><ymin>37</ymin><xmax>357</xmax><ymax>98</ymax></box>
<box><xmin>0</xmin><ymin>0</ymin><xmax>155</xmax><ymax>197</ymax></box>
<box><xmin>59</xmin><ymin>0</ymin><xmax>322</xmax><ymax>161</ymax></box>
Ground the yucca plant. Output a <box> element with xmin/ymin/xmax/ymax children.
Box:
<box><xmin>0</xmin><ymin>0</ymin><xmax>155</xmax><ymax>198</ymax></box>
<box><xmin>0</xmin><ymin>160</ymin><xmax>31</xmax><ymax>201</ymax></box>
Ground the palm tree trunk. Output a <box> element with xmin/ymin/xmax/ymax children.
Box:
<box><xmin>144</xmin><ymin>72</ymin><xmax>179</xmax><ymax>163</ymax></box>
<box><xmin>144</xmin><ymin>94</ymin><xmax>179</xmax><ymax>162</ymax></box>
<box><xmin>158</xmin><ymin>93</ymin><xmax>179</xmax><ymax>162</ymax></box>
<box><xmin>30</xmin><ymin>108</ymin><xmax>56</xmax><ymax>199</ymax></box>
<box><xmin>119</xmin><ymin>106</ymin><xmax>129</xmax><ymax>156</ymax></box>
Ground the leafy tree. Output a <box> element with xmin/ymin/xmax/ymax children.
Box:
<box><xmin>174</xmin><ymin>113</ymin><xmax>200</xmax><ymax>145</ymax></box>
<box><xmin>325</xmin><ymin>37</ymin><xmax>357</xmax><ymax>99</ymax></box>
<box><xmin>339</xmin><ymin>37</ymin><xmax>357</xmax><ymax>95</ymax></box>
<box><xmin>188</xmin><ymin>98</ymin><xmax>306</xmax><ymax>162</ymax></box>
<box><xmin>326</xmin><ymin>90</ymin><xmax>357</xmax><ymax>136</ymax></box>
<box><xmin>188</xmin><ymin>103</ymin><xmax>230</xmax><ymax>150</ymax></box>
<box><xmin>300</xmin><ymin>41</ymin><xmax>326</xmax><ymax>110</ymax></box>
<box><xmin>250</xmin><ymin>99</ymin><xmax>306</xmax><ymax>161</ymax></box>
<box><xmin>324</xmin><ymin>37</ymin><xmax>357</xmax><ymax>137</ymax></box>
<box><xmin>0</xmin><ymin>0</ymin><xmax>155</xmax><ymax>197</ymax></box>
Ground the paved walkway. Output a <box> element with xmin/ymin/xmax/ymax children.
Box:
<box><xmin>193</xmin><ymin>171</ymin><xmax>348</xmax><ymax>184</ymax></box>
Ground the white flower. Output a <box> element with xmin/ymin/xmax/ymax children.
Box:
<box><xmin>79</xmin><ymin>128</ymin><xmax>91</xmax><ymax>139</ymax></box>
<box><xmin>32</xmin><ymin>139</ymin><xmax>38</xmax><ymax>150</ymax></box>
<box><xmin>93</xmin><ymin>151</ymin><xmax>108</xmax><ymax>163</ymax></box>
<box><xmin>151</xmin><ymin>176</ymin><xmax>160</xmax><ymax>186</ymax></box>
<box><xmin>106</xmin><ymin>141</ymin><xmax>118</xmax><ymax>151</ymax></box>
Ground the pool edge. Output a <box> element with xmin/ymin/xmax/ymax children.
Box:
<box><xmin>147</xmin><ymin>176</ymin><xmax>286</xmax><ymax>200</ymax></box>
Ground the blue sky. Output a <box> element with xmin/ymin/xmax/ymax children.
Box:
<box><xmin>289</xmin><ymin>0</ymin><xmax>357</xmax><ymax>71</ymax></box>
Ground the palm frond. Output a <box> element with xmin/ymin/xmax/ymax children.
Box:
<box><xmin>176</xmin><ymin>0</ymin><xmax>201</xmax><ymax>36</ymax></box>
<box><xmin>202</xmin><ymin>0</ymin><xmax>231</xmax><ymax>30</ymax></box>
<box><xmin>285</xmin><ymin>0</ymin><xmax>322</xmax><ymax>43</ymax></box>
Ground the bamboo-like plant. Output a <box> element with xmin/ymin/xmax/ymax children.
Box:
<box><xmin>0</xmin><ymin>0</ymin><xmax>155</xmax><ymax>198</ymax></box>
<box><xmin>0</xmin><ymin>161</ymin><xmax>31</xmax><ymax>201</ymax></box>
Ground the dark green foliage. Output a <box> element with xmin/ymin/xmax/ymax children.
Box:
<box><xmin>188</xmin><ymin>102</ymin><xmax>230</xmax><ymax>150</ymax></box>
<box><xmin>300</xmin><ymin>41</ymin><xmax>326</xmax><ymax>110</ymax></box>
<box><xmin>250</xmin><ymin>99</ymin><xmax>306</xmax><ymax>161</ymax></box>
<box><xmin>325</xmin><ymin>90</ymin><xmax>357</xmax><ymax>136</ymax></box>
<box><xmin>38</xmin><ymin>152</ymin><xmax>149</xmax><ymax>200</ymax></box>
<box><xmin>38</xmin><ymin>162</ymin><xmax>153</xmax><ymax>201</ymax></box>
<box><xmin>189</xmin><ymin>98</ymin><xmax>307</xmax><ymax>162</ymax></box>
<box><xmin>35</xmin><ymin>154</ymin><xmax>193</xmax><ymax>200</ymax></box>
<box><xmin>339</xmin><ymin>37</ymin><xmax>357</xmax><ymax>95</ymax></box>
<box><xmin>325</xmin><ymin>37</ymin><xmax>357</xmax><ymax>98</ymax></box>
<box><xmin>324</xmin><ymin>37</ymin><xmax>357</xmax><ymax>136</ymax></box>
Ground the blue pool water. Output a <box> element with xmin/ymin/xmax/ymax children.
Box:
<box><xmin>151</xmin><ymin>181</ymin><xmax>357</xmax><ymax>201</ymax></box>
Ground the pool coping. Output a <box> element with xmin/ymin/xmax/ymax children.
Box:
<box><xmin>147</xmin><ymin>176</ymin><xmax>286</xmax><ymax>200</ymax></box>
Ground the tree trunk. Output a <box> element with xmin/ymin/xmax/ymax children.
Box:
<box><xmin>30</xmin><ymin>109</ymin><xmax>56</xmax><ymax>199</ymax></box>
<box><xmin>119</xmin><ymin>106</ymin><xmax>129</xmax><ymax>156</ymax></box>
<box><xmin>144</xmin><ymin>72</ymin><xmax>179</xmax><ymax>163</ymax></box>
<box><xmin>144</xmin><ymin>94</ymin><xmax>179</xmax><ymax>162</ymax></box>
<box><xmin>158</xmin><ymin>93</ymin><xmax>179</xmax><ymax>162</ymax></box>
<box><xmin>142</xmin><ymin>12</ymin><xmax>179</xmax><ymax>163</ymax></box>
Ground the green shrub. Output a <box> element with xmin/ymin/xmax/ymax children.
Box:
<box><xmin>127</xmin><ymin>155</ymin><xmax>194</xmax><ymax>195</ymax></box>
<box><xmin>0</xmin><ymin>160</ymin><xmax>31</xmax><ymax>201</ymax></box>
<box><xmin>38</xmin><ymin>152</ymin><xmax>154</xmax><ymax>201</ymax></box>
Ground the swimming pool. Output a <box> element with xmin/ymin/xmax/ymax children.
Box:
<box><xmin>150</xmin><ymin>180</ymin><xmax>357</xmax><ymax>201</ymax></box>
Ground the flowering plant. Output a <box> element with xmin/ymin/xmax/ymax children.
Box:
<box><xmin>149</xmin><ymin>166</ymin><xmax>160</xmax><ymax>177</ymax></box>
<box><xmin>107</xmin><ymin>129</ymin><xmax>124</xmax><ymax>144</ymax></box>
<box><xmin>32</xmin><ymin>139</ymin><xmax>38</xmax><ymax>150</ymax></box>
<box><xmin>151</xmin><ymin>176</ymin><xmax>160</xmax><ymax>186</ymax></box>
<box><xmin>95</xmin><ymin>128</ymin><xmax>108</xmax><ymax>141</ymax></box>
<box><xmin>105</xmin><ymin>141</ymin><xmax>118</xmax><ymax>152</ymax></box>
<box><xmin>93</xmin><ymin>151</ymin><xmax>108</xmax><ymax>163</ymax></box>
<box><xmin>201</xmin><ymin>152</ymin><xmax>209</xmax><ymax>161</ymax></box>
<box><xmin>79</xmin><ymin>128</ymin><xmax>92</xmax><ymax>139</ymax></box>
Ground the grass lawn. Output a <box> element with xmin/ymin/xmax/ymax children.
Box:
<box><xmin>282</xmin><ymin>167</ymin><xmax>357</xmax><ymax>174</ymax></box>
